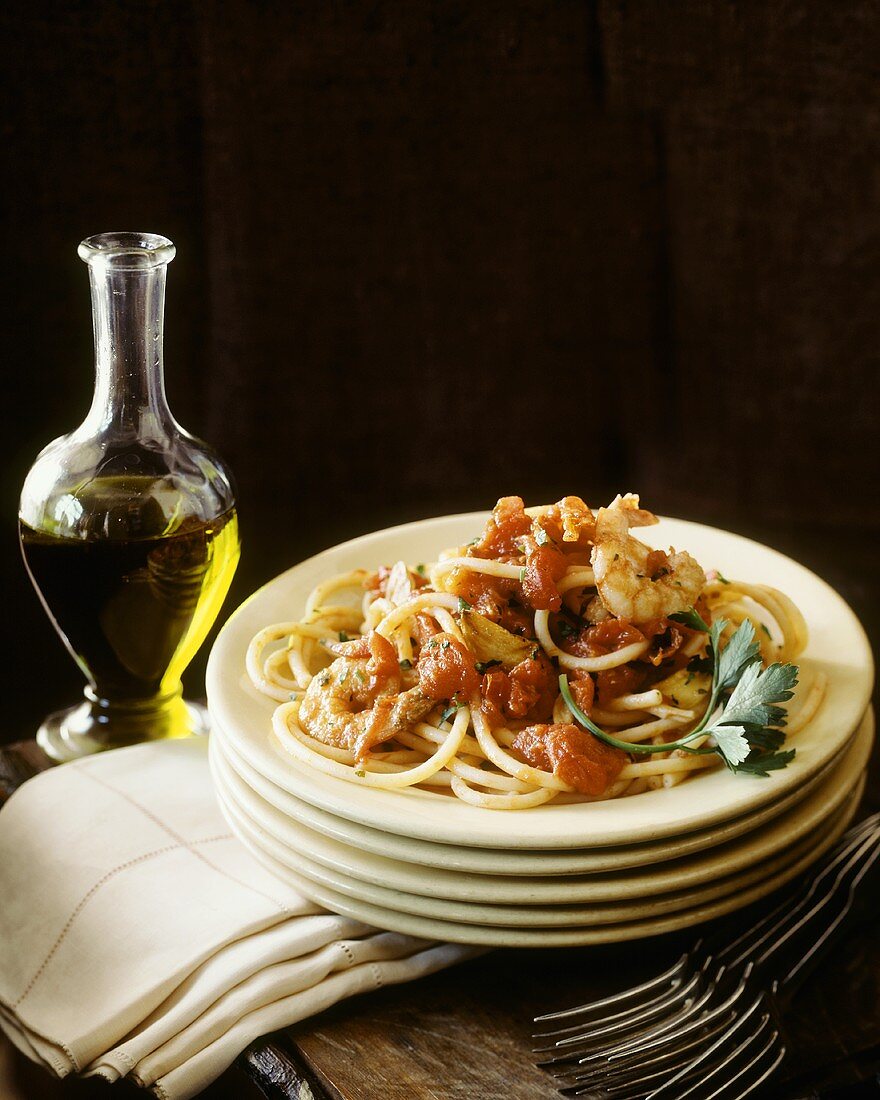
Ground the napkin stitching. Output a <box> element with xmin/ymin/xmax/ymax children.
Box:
<box><xmin>10</xmin><ymin>835</ymin><xmax>233</xmax><ymax>1016</ymax></box>
<box><xmin>11</xmin><ymin>844</ymin><xmax>180</xmax><ymax>1009</ymax></box>
<box><xmin>74</xmin><ymin>765</ymin><xmax>294</xmax><ymax>914</ymax></box>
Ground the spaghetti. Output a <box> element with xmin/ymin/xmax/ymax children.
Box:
<box><xmin>247</xmin><ymin>495</ymin><xmax>826</xmax><ymax>810</ymax></box>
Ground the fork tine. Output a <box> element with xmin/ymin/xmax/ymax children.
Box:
<box><xmin>727</xmin><ymin>1037</ymin><xmax>787</xmax><ymax>1100</ymax></box>
<box><xmin>643</xmin><ymin>990</ymin><xmax>768</xmax><ymax>1099</ymax></box>
<box><xmin>535</xmin><ymin>967</ymin><xmax>706</xmax><ymax>1056</ymax></box>
<box><xmin>601</xmin><ymin>967</ymin><xmax>752</xmax><ymax>1065</ymax></box>
<box><xmin>538</xmin><ymin>979</ymin><xmax>713</xmax><ymax>1067</ymax></box>
<box><xmin>686</xmin><ymin>1019</ymin><xmax>782</xmax><ymax>1100</ymax></box>
<box><xmin>563</xmin><ymin>1010</ymin><xmax>736</xmax><ymax>1091</ymax></box>
<box><xmin>534</xmin><ymin>951</ymin><xmax>692</xmax><ymax>1023</ymax></box>
<box><xmin>533</xmin><ymin>977</ymin><xmax>691</xmax><ymax>1046</ymax></box>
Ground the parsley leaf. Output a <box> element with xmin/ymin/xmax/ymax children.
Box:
<box><xmin>715</xmin><ymin>618</ymin><xmax>761</xmax><ymax>692</ymax></box>
<box><xmin>399</xmin><ymin>658</ymin><xmax>413</xmax><ymax>670</ymax></box>
<box><xmin>708</xmin><ymin>724</ymin><xmax>751</xmax><ymax>767</ymax></box>
<box><xmin>730</xmin><ymin>749</ymin><xmax>796</xmax><ymax>777</ymax></box>
<box><xmin>457</xmin><ymin>597</ymin><xmax>472</xmax><ymax>612</ymax></box>
<box><xmin>711</xmin><ymin>660</ymin><xmax>798</xmax><ymax>731</ymax></box>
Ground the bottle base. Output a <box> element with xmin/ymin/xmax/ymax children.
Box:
<box><xmin>36</xmin><ymin>699</ymin><xmax>211</xmax><ymax>763</ymax></box>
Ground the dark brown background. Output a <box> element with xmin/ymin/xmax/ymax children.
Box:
<box><xmin>2</xmin><ymin>0</ymin><xmax>878</xmax><ymax>742</ymax></box>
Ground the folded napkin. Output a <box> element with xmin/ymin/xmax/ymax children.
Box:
<box><xmin>0</xmin><ymin>738</ymin><xmax>478</xmax><ymax>1098</ymax></box>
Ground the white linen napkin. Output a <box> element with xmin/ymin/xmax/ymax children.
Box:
<box><xmin>0</xmin><ymin>737</ymin><xmax>477</xmax><ymax>1098</ymax></box>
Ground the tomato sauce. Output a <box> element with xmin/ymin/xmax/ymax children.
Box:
<box><xmin>480</xmin><ymin>654</ymin><xmax>556</xmax><ymax>725</ymax></box>
<box><xmin>512</xmin><ymin>723</ymin><xmax>627</xmax><ymax>795</ymax></box>
<box><xmin>417</xmin><ymin>633</ymin><xmax>479</xmax><ymax>701</ymax></box>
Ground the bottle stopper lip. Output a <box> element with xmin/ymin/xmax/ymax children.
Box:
<box><xmin>78</xmin><ymin>232</ymin><xmax>176</xmax><ymax>269</ymax></box>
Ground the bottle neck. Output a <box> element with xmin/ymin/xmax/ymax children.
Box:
<box><xmin>83</xmin><ymin>258</ymin><xmax>175</xmax><ymax>437</ymax></box>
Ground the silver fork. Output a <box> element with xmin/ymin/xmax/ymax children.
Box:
<box><xmin>534</xmin><ymin>814</ymin><xmax>878</xmax><ymax>1055</ymax></box>
<box><xmin>583</xmin><ymin>988</ymin><xmax>786</xmax><ymax>1100</ymax></box>
<box><xmin>534</xmin><ymin>813</ymin><xmax>880</xmax><ymax>1097</ymax></box>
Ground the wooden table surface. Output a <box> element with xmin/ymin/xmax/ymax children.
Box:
<box><xmin>1</xmin><ymin>734</ymin><xmax>879</xmax><ymax>1100</ymax></box>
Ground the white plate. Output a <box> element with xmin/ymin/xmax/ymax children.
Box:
<box><xmin>219</xmin><ymin>797</ymin><xmax>859</xmax><ymax>947</ymax></box>
<box><xmin>207</xmin><ymin>512</ymin><xmax>874</xmax><ymax>849</ymax></box>
<box><xmin>213</xmin><ymin>755</ymin><xmax>863</xmax><ymax>927</ymax></box>
<box><xmin>211</xmin><ymin>712</ymin><xmax>868</xmax><ymax>876</ymax></box>
<box><xmin>209</xmin><ymin>712</ymin><xmax>872</xmax><ymax>905</ymax></box>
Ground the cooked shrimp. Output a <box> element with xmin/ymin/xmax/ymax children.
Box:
<box><xmin>592</xmin><ymin>496</ymin><xmax>705</xmax><ymax>624</ymax></box>
<box><xmin>299</xmin><ymin>631</ymin><xmax>434</xmax><ymax>759</ymax></box>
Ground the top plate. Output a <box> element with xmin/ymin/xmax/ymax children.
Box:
<box><xmin>207</xmin><ymin>512</ymin><xmax>873</xmax><ymax>849</ymax></box>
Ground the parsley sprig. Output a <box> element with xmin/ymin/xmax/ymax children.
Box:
<box><xmin>559</xmin><ymin>616</ymin><xmax>799</xmax><ymax>777</ymax></box>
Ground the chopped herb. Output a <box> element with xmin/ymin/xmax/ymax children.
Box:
<box><xmin>399</xmin><ymin>658</ymin><xmax>413</xmax><ymax>670</ymax></box>
<box><xmin>557</xmin><ymin>620</ymin><xmax>577</xmax><ymax>639</ymax></box>
<box><xmin>684</xmin><ymin>673</ymin><xmax>694</xmax><ymax>686</ymax></box>
<box><xmin>441</xmin><ymin>699</ymin><xmax>467</xmax><ymax>723</ymax></box>
<box><xmin>354</xmin><ymin>768</ymin><xmax>366</xmax><ymax>778</ymax></box>
<box><xmin>318</xmin><ymin>672</ymin><xmax>330</xmax><ymax>686</ymax></box>
<box><xmin>669</xmin><ymin>607</ymin><xmax>711</xmax><ymax>633</ymax></box>
<box><xmin>416</xmin><ymin>563</ymin><xmax>426</xmax><ymax>575</ymax></box>
<box><xmin>760</xmin><ymin>623</ymin><xmax>772</xmax><ymax>638</ymax></box>
<box><xmin>475</xmin><ymin>659</ymin><xmax>502</xmax><ymax>674</ymax></box>
<box><xmin>441</xmin><ymin>639</ymin><xmax>451</xmax><ymax>649</ymax></box>
<box><xmin>466</xmin><ymin>538</ymin><xmax>479</xmax><ymax>547</ymax></box>
<box><xmin>519</xmin><ymin>567</ymin><xmax>527</xmax><ymax>583</ymax></box>
<box><xmin>354</xmin><ymin>669</ymin><xmax>366</xmax><ymax>683</ymax></box>
<box><xmin>535</xmin><ymin>526</ymin><xmax>550</xmax><ymax>546</ymax></box>
<box><xmin>338</xmin><ymin>630</ymin><xmax>350</xmax><ymax>642</ymax></box>
<box><xmin>338</xmin><ymin>669</ymin><xmax>349</xmax><ymax>684</ymax></box>
<box><xmin>688</xmin><ymin>653</ymin><xmax>714</xmax><ymax>675</ymax></box>
<box><xmin>717</xmin><ymin>571</ymin><xmax>731</xmax><ymax>584</ymax></box>
<box><xmin>457</xmin><ymin>597</ymin><xmax>472</xmax><ymax>611</ymax></box>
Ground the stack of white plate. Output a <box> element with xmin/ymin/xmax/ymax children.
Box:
<box><xmin>206</xmin><ymin>515</ymin><xmax>875</xmax><ymax>947</ymax></box>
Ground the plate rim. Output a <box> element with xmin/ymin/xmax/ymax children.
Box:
<box><xmin>211</xmin><ymin>708</ymin><xmax>871</xmax><ymax>875</ymax></box>
<box><xmin>209</xmin><ymin>716</ymin><xmax>872</xmax><ymax>904</ymax></box>
<box><xmin>222</xmin><ymin>798</ymin><xmax>859</xmax><ymax>947</ymax></box>
<box><xmin>213</xmin><ymin>749</ymin><xmax>863</xmax><ymax>923</ymax></box>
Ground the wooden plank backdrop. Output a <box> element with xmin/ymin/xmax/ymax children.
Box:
<box><xmin>1</xmin><ymin>3</ymin><xmax>877</xmax><ymax>721</ymax></box>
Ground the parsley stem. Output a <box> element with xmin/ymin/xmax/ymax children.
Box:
<box><xmin>558</xmin><ymin>676</ymin><xmax>717</xmax><ymax>757</ymax></box>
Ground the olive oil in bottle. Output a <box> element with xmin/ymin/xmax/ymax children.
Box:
<box><xmin>20</xmin><ymin>500</ymin><xmax>238</xmax><ymax>745</ymax></box>
<box><xmin>19</xmin><ymin>233</ymin><xmax>240</xmax><ymax>760</ymax></box>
